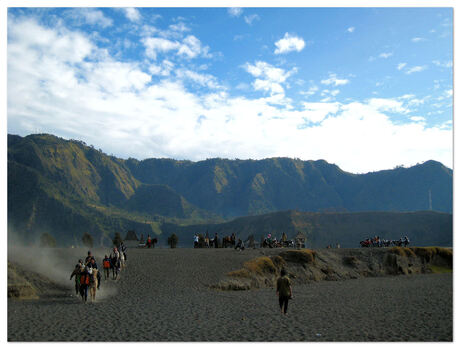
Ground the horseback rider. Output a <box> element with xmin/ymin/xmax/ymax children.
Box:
<box><xmin>87</xmin><ymin>257</ymin><xmax>101</xmax><ymax>289</ymax></box>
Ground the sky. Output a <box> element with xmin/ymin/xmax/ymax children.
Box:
<box><xmin>6</xmin><ymin>6</ymin><xmax>453</xmax><ymax>173</ymax></box>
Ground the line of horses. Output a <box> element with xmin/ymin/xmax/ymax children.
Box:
<box><xmin>360</xmin><ymin>238</ymin><xmax>410</xmax><ymax>248</ymax></box>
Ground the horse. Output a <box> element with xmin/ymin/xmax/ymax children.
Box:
<box><xmin>222</xmin><ymin>235</ymin><xmax>236</xmax><ymax>248</ymax></box>
<box><xmin>89</xmin><ymin>269</ymin><xmax>98</xmax><ymax>302</ymax></box>
<box><xmin>222</xmin><ymin>236</ymin><xmax>231</xmax><ymax>248</ymax></box>
<box><xmin>119</xmin><ymin>250</ymin><xmax>126</xmax><ymax>270</ymax></box>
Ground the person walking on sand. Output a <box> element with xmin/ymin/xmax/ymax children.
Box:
<box><xmin>102</xmin><ymin>255</ymin><xmax>111</xmax><ymax>280</ymax></box>
<box><xmin>70</xmin><ymin>259</ymin><xmax>84</xmax><ymax>295</ymax></box>
<box><xmin>276</xmin><ymin>269</ymin><xmax>292</xmax><ymax>315</ymax></box>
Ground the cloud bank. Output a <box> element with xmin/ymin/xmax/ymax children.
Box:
<box><xmin>7</xmin><ymin>14</ymin><xmax>452</xmax><ymax>174</ymax></box>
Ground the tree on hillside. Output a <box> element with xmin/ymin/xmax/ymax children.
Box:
<box><xmin>167</xmin><ymin>233</ymin><xmax>178</xmax><ymax>248</ymax></box>
<box><xmin>40</xmin><ymin>232</ymin><xmax>56</xmax><ymax>247</ymax></box>
<box><xmin>113</xmin><ymin>232</ymin><xmax>123</xmax><ymax>247</ymax></box>
<box><xmin>82</xmin><ymin>232</ymin><xmax>94</xmax><ymax>248</ymax></box>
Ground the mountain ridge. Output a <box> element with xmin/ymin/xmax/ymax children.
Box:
<box><xmin>7</xmin><ymin>133</ymin><xmax>453</xmax><ymax>246</ymax></box>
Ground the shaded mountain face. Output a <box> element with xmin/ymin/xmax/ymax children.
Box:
<box><xmin>125</xmin><ymin>154</ymin><xmax>452</xmax><ymax>217</ymax></box>
<box><xmin>7</xmin><ymin>133</ymin><xmax>453</xmax><ymax>246</ymax></box>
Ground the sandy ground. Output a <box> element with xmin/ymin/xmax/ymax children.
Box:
<box><xmin>8</xmin><ymin>247</ymin><xmax>453</xmax><ymax>342</ymax></box>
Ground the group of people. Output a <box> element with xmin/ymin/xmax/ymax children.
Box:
<box><xmin>192</xmin><ymin>232</ymin><xmax>300</xmax><ymax>249</ymax></box>
<box><xmin>262</xmin><ymin>233</ymin><xmax>295</xmax><ymax>248</ymax></box>
<box><xmin>193</xmin><ymin>232</ymin><xmax>246</xmax><ymax>250</ymax></box>
<box><xmin>69</xmin><ymin>243</ymin><xmax>127</xmax><ymax>303</ymax></box>
<box><xmin>360</xmin><ymin>235</ymin><xmax>410</xmax><ymax>248</ymax></box>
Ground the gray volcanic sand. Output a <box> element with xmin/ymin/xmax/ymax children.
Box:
<box><xmin>8</xmin><ymin>247</ymin><xmax>452</xmax><ymax>341</ymax></box>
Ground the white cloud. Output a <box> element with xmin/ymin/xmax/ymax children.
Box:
<box><xmin>410</xmin><ymin>116</ymin><xmax>426</xmax><ymax>123</ymax></box>
<box><xmin>169</xmin><ymin>22</ymin><xmax>190</xmax><ymax>32</ymax></box>
<box><xmin>123</xmin><ymin>8</ymin><xmax>141</xmax><ymax>22</ymax></box>
<box><xmin>397</xmin><ymin>63</ymin><xmax>407</xmax><ymax>70</ymax></box>
<box><xmin>321</xmin><ymin>73</ymin><xmax>349</xmax><ymax>86</ymax></box>
<box><xmin>274</xmin><ymin>33</ymin><xmax>305</xmax><ymax>54</ymax></box>
<box><xmin>300</xmin><ymin>85</ymin><xmax>318</xmax><ymax>98</ymax></box>
<box><xmin>176</xmin><ymin>69</ymin><xmax>222</xmax><ymax>89</ymax></box>
<box><xmin>379</xmin><ymin>52</ymin><xmax>393</xmax><ymax>59</ymax></box>
<box><xmin>405</xmin><ymin>66</ymin><xmax>427</xmax><ymax>74</ymax></box>
<box><xmin>243</xmin><ymin>61</ymin><xmax>296</xmax><ymax>96</ymax></box>
<box><xmin>142</xmin><ymin>35</ymin><xmax>210</xmax><ymax>60</ymax></box>
<box><xmin>411</xmin><ymin>37</ymin><xmax>425</xmax><ymax>43</ymax></box>
<box><xmin>432</xmin><ymin>60</ymin><xmax>452</xmax><ymax>68</ymax></box>
<box><xmin>228</xmin><ymin>8</ymin><xmax>243</xmax><ymax>17</ymax></box>
<box><xmin>149</xmin><ymin>60</ymin><xmax>174</xmax><ymax>76</ymax></box>
<box><xmin>301</xmin><ymin>102</ymin><xmax>341</xmax><ymax>123</ymax></box>
<box><xmin>7</xmin><ymin>16</ymin><xmax>453</xmax><ymax>173</ymax></box>
<box><xmin>68</xmin><ymin>8</ymin><xmax>113</xmax><ymax>28</ymax></box>
<box><xmin>347</xmin><ymin>27</ymin><xmax>355</xmax><ymax>33</ymax></box>
<box><xmin>142</xmin><ymin>37</ymin><xmax>180</xmax><ymax>60</ymax></box>
<box><xmin>367</xmin><ymin>98</ymin><xmax>410</xmax><ymax>114</ymax></box>
<box><xmin>244</xmin><ymin>14</ymin><xmax>260</xmax><ymax>25</ymax></box>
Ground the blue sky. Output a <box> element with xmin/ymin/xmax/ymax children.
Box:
<box><xmin>7</xmin><ymin>7</ymin><xmax>453</xmax><ymax>173</ymax></box>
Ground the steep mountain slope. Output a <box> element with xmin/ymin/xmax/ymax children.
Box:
<box><xmin>8</xmin><ymin>134</ymin><xmax>214</xmax><ymax>245</ymax></box>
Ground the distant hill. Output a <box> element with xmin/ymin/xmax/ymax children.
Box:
<box><xmin>7</xmin><ymin>133</ymin><xmax>453</xmax><ymax>246</ymax></box>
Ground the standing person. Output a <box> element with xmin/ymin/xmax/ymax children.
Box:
<box><xmin>276</xmin><ymin>269</ymin><xmax>292</xmax><ymax>315</ymax></box>
<box><xmin>110</xmin><ymin>247</ymin><xmax>121</xmax><ymax>280</ymax></box>
<box><xmin>102</xmin><ymin>255</ymin><xmax>111</xmax><ymax>280</ymax></box>
<box><xmin>85</xmin><ymin>251</ymin><xmax>93</xmax><ymax>265</ymax></box>
<box><xmin>214</xmin><ymin>233</ymin><xmax>219</xmax><ymax>248</ymax></box>
<box><xmin>194</xmin><ymin>233</ymin><xmax>199</xmax><ymax>248</ymax></box>
<box><xmin>70</xmin><ymin>259</ymin><xmax>84</xmax><ymax>295</ymax></box>
<box><xmin>79</xmin><ymin>264</ymin><xmax>90</xmax><ymax>302</ymax></box>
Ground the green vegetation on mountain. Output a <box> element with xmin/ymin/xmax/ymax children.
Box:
<box><xmin>8</xmin><ymin>133</ymin><xmax>452</xmax><ymax>247</ymax></box>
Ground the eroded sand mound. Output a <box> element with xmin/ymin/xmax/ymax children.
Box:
<box><xmin>214</xmin><ymin>246</ymin><xmax>452</xmax><ymax>290</ymax></box>
<box><xmin>8</xmin><ymin>262</ymin><xmax>67</xmax><ymax>299</ymax></box>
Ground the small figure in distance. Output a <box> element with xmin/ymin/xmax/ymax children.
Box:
<box><xmin>85</xmin><ymin>250</ymin><xmax>93</xmax><ymax>265</ymax></box>
<box><xmin>276</xmin><ymin>268</ymin><xmax>292</xmax><ymax>315</ymax></box>
<box><xmin>235</xmin><ymin>238</ymin><xmax>245</xmax><ymax>251</ymax></box>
